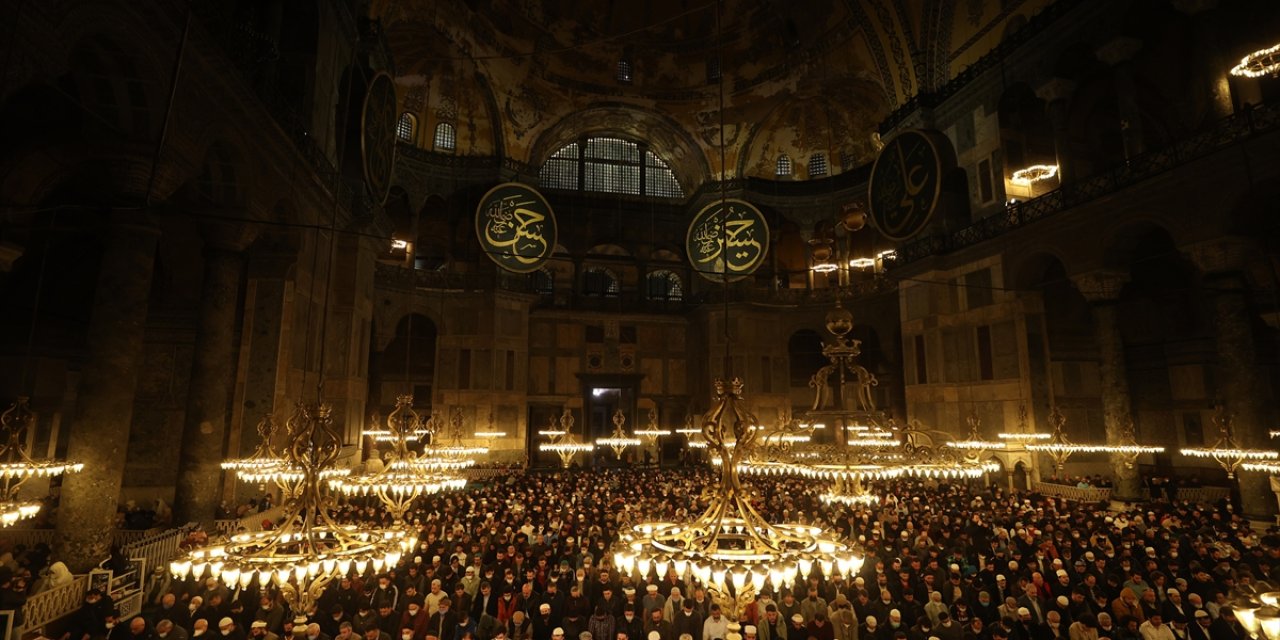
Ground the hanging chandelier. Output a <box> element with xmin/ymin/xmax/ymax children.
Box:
<box><xmin>539</xmin><ymin>408</ymin><xmax>592</xmax><ymax>468</ymax></box>
<box><xmin>633</xmin><ymin>407</ymin><xmax>671</xmax><ymax>444</ymax></box>
<box><xmin>171</xmin><ymin>401</ymin><xmax>412</xmax><ymax>613</ymax></box>
<box><xmin>616</xmin><ymin>379</ymin><xmax>864</xmax><ymax>621</ymax></box>
<box><xmin>0</xmin><ymin>397</ymin><xmax>83</xmax><ymax>526</ymax></box>
<box><xmin>330</xmin><ymin>395</ymin><xmax>466</xmax><ymax>521</ymax></box>
<box><xmin>596</xmin><ymin>409</ymin><xmax>641</xmax><ymax>459</ymax></box>
<box><xmin>473</xmin><ymin>411</ymin><xmax>508</xmax><ymax>446</ymax></box>
<box><xmin>819</xmin><ymin>477</ymin><xmax>879</xmax><ymax>506</ymax></box>
<box><xmin>1027</xmin><ymin>407</ymin><xmax>1165</xmax><ymax>475</ymax></box>
<box><xmin>1184</xmin><ymin>406</ymin><xmax>1277</xmax><ymax>478</ymax></box>
<box><xmin>224</xmin><ymin>414</ymin><xmax>350</xmax><ymax>496</ymax></box>
<box><xmin>946</xmin><ymin>412</ymin><xmax>1003</xmax><ymax>452</ymax></box>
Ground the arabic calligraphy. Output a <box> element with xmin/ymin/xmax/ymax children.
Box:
<box><xmin>686</xmin><ymin>199</ymin><xmax>770</xmax><ymax>282</ymax></box>
<box><xmin>475</xmin><ymin>183</ymin><xmax>557</xmax><ymax>273</ymax></box>
<box><xmin>868</xmin><ymin>130</ymin><xmax>943</xmax><ymax>242</ymax></box>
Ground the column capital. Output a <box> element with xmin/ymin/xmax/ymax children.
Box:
<box><xmin>1183</xmin><ymin>237</ymin><xmax>1258</xmax><ymax>276</ymax></box>
<box><xmin>1096</xmin><ymin>37</ymin><xmax>1144</xmax><ymax>66</ymax></box>
<box><xmin>1071</xmin><ymin>270</ymin><xmax>1130</xmax><ymax>303</ymax></box>
<box><xmin>1035</xmin><ymin>77</ymin><xmax>1077</xmax><ymax>104</ymax></box>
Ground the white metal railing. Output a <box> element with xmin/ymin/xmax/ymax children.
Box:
<box><xmin>120</xmin><ymin>526</ymin><xmax>194</xmax><ymax>581</ymax></box>
<box><xmin>1033</xmin><ymin>482</ymin><xmax>1114</xmax><ymax>502</ymax></box>
<box><xmin>214</xmin><ymin>504</ymin><xmax>289</xmax><ymax>536</ymax></box>
<box><xmin>12</xmin><ymin>574</ymin><xmax>89</xmax><ymax>636</ymax></box>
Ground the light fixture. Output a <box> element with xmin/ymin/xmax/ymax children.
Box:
<box><xmin>539</xmin><ymin>408</ymin><xmax>592</xmax><ymax>468</ymax></box>
<box><xmin>616</xmin><ymin>379</ymin><xmax>863</xmax><ymax>621</ymax></box>
<box><xmin>1027</xmin><ymin>407</ymin><xmax>1165</xmax><ymax>475</ymax></box>
<box><xmin>329</xmin><ymin>395</ymin><xmax>467</xmax><ymax>521</ymax></box>
<box><xmin>634</xmin><ymin>407</ymin><xmax>671</xmax><ymax>444</ymax></box>
<box><xmin>1010</xmin><ymin>164</ymin><xmax>1059</xmax><ymax>185</ymax></box>
<box><xmin>596</xmin><ymin>409</ymin><xmax>641</xmax><ymax>459</ymax></box>
<box><xmin>998</xmin><ymin>432</ymin><xmax>1051</xmax><ymax>441</ymax></box>
<box><xmin>1231</xmin><ymin>43</ymin><xmax>1280</xmax><ymax>78</ymax></box>
<box><xmin>473</xmin><ymin>411</ymin><xmax>508</xmax><ymax>447</ymax></box>
<box><xmin>171</xmin><ymin>402</ymin><xmax>412</xmax><ymax>613</ymax></box>
<box><xmin>0</xmin><ymin>397</ymin><xmax>83</xmax><ymax>526</ymax></box>
<box><xmin>1183</xmin><ymin>406</ymin><xmax>1277</xmax><ymax>478</ymax></box>
<box><xmin>848</xmin><ymin>258</ymin><xmax>875</xmax><ymax>270</ymax></box>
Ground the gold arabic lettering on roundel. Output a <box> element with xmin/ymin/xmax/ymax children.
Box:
<box><xmin>474</xmin><ymin>182</ymin><xmax>559</xmax><ymax>273</ymax></box>
<box><xmin>685</xmin><ymin>198</ymin><xmax>770</xmax><ymax>283</ymax></box>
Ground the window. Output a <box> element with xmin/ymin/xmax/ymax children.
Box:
<box><xmin>434</xmin><ymin>122</ymin><xmax>456</xmax><ymax>151</ymax></box>
<box><xmin>646</xmin><ymin>270</ymin><xmax>684</xmax><ymax>301</ymax></box>
<box><xmin>583</xmin><ymin>267</ymin><xmax>619</xmax><ymax>297</ymax></box>
<box><xmin>396</xmin><ymin>113</ymin><xmax>416</xmax><ymax>142</ymax></box>
<box><xmin>458</xmin><ymin>348</ymin><xmax>471</xmax><ymax>390</ymax></box>
<box><xmin>978</xmin><ymin>158</ymin><xmax>994</xmax><ymax>203</ymax></box>
<box><xmin>913</xmin><ymin>334</ymin><xmax>928</xmax><ymax>384</ymax></box>
<box><xmin>808</xmin><ymin>153</ymin><xmax>828</xmax><ymax>177</ymax></box>
<box><xmin>540</xmin><ymin>137</ymin><xmax>684</xmax><ymax>198</ymax></box>
<box><xmin>532</xmin><ymin>268</ymin><xmax>555</xmax><ymax>295</ymax></box>
<box><xmin>617</xmin><ymin>59</ymin><xmax>633</xmax><ymax>83</ymax></box>
<box><xmin>707</xmin><ymin>56</ymin><xmax>722</xmax><ymax>84</ymax></box>
<box><xmin>776</xmin><ymin>154</ymin><xmax>792</xmax><ymax>177</ymax></box>
<box><xmin>977</xmin><ymin>325</ymin><xmax>994</xmax><ymax>381</ymax></box>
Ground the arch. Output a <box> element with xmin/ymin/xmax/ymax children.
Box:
<box><xmin>434</xmin><ymin>122</ymin><xmax>456</xmax><ymax>151</ymax></box>
<box><xmin>587</xmin><ymin>243</ymin><xmax>631</xmax><ymax>258</ymax></box>
<box><xmin>788</xmin><ymin>329</ymin><xmax>826</xmax><ymax>388</ymax></box>
<box><xmin>645</xmin><ymin>270</ymin><xmax>684</xmax><ymax>301</ymax></box>
<box><xmin>650</xmin><ymin>248</ymin><xmax>683</xmax><ymax>263</ymax></box>
<box><xmin>582</xmin><ymin>267</ymin><xmax>620</xmax><ymax>298</ymax></box>
<box><xmin>374</xmin><ymin>313</ymin><xmax>439</xmax><ymax>410</ymax></box>
<box><xmin>776</xmin><ymin>154</ymin><xmax>793</xmax><ymax>177</ymax></box>
<box><xmin>1101</xmin><ymin>220</ymin><xmax>1179</xmax><ymax>271</ymax></box>
<box><xmin>539</xmin><ymin>135</ymin><xmax>685</xmax><ymax>198</ymax></box>
<box><xmin>397</xmin><ymin>112</ymin><xmax>417</xmax><ymax>142</ymax></box>
<box><xmin>737</xmin><ymin>82</ymin><xmax>889</xmax><ymax>180</ymax></box>
<box><xmin>997</xmin><ymin>83</ymin><xmax>1055</xmax><ymax>179</ymax></box>
<box><xmin>528</xmin><ymin>103</ymin><xmax>711</xmax><ymax>193</ymax></box>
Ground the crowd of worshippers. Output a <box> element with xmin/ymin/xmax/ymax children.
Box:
<box><xmin>58</xmin><ymin>467</ymin><xmax>1280</xmax><ymax>640</ymax></box>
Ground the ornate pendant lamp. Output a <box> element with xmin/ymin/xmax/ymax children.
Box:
<box><xmin>1027</xmin><ymin>406</ymin><xmax>1165</xmax><ymax>475</ymax></box>
<box><xmin>596</xmin><ymin>409</ymin><xmax>641</xmax><ymax>459</ymax></box>
<box><xmin>1187</xmin><ymin>406</ymin><xmax>1278</xmax><ymax>479</ymax></box>
<box><xmin>615</xmin><ymin>379</ymin><xmax>864</xmax><ymax>621</ymax></box>
<box><xmin>0</xmin><ymin>397</ymin><xmax>83</xmax><ymax>526</ymax></box>
<box><xmin>539</xmin><ymin>408</ymin><xmax>592</xmax><ymax>468</ymax></box>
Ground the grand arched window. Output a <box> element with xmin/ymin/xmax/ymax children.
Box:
<box><xmin>540</xmin><ymin>136</ymin><xmax>684</xmax><ymax>198</ymax></box>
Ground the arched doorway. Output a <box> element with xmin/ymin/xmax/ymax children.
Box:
<box><xmin>1013</xmin><ymin>461</ymin><xmax>1030</xmax><ymax>491</ymax></box>
<box><xmin>373</xmin><ymin>314</ymin><xmax>438</xmax><ymax>416</ymax></box>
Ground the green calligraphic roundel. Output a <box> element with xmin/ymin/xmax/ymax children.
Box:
<box><xmin>868</xmin><ymin>129</ymin><xmax>945</xmax><ymax>242</ymax></box>
<box><xmin>686</xmin><ymin>198</ymin><xmax>771</xmax><ymax>283</ymax></box>
<box><xmin>475</xmin><ymin>182</ymin><xmax>558</xmax><ymax>273</ymax></box>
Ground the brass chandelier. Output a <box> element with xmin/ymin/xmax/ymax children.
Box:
<box><xmin>539</xmin><ymin>408</ymin><xmax>592</xmax><ymax>468</ymax></box>
<box><xmin>615</xmin><ymin>379</ymin><xmax>864</xmax><ymax>621</ymax></box>
<box><xmin>171</xmin><ymin>401</ymin><xmax>413</xmax><ymax>612</ymax></box>
<box><xmin>1188</xmin><ymin>405</ymin><xmax>1278</xmax><ymax>479</ymax></box>
<box><xmin>329</xmin><ymin>395</ymin><xmax>466</xmax><ymax>521</ymax></box>
<box><xmin>1026</xmin><ymin>406</ymin><xmax>1165</xmax><ymax>475</ymax></box>
<box><xmin>596</xmin><ymin>409</ymin><xmax>641</xmax><ymax>459</ymax></box>
<box><xmin>0</xmin><ymin>397</ymin><xmax>83</xmax><ymax>526</ymax></box>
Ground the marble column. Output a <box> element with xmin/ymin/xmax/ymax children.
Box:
<box><xmin>1096</xmin><ymin>37</ymin><xmax>1146</xmax><ymax>161</ymax></box>
<box><xmin>1073</xmin><ymin>270</ymin><xmax>1143</xmax><ymax>500</ymax></box>
<box><xmin>1173</xmin><ymin>0</ymin><xmax>1235</xmax><ymax>118</ymax></box>
<box><xmin>55</xmin><ymin>216</ymin><xmax>159</xmax><ymax>572</ymax></box>
<box><xmin>173</xmin><ymin>244</ymin><xmax>245</xmax><ymax>529</ymax></box>
<box><xmin>1035</xmin><ymin>78</ymin><xmax>1077</xmax><ymax>184</ymax></box>
<box><xmin>1185</xmin><ymin>237</ymin><xmax>1277</xmax><ymax>518</ymax></box>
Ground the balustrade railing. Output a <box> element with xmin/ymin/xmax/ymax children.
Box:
<box><xmin>9</xmin><ymin>574</ymin><xmax>89</xmax><ymax>637</ymax></box>
<box><xmin>1033</xmin><ymin>482</ymin><xmax>1114</xmax><ymax>503</ymax></box>
<box><xmin>214</xmin><ymin>504</ymin><xmax>289</xmax><ymax>536</ymax></box>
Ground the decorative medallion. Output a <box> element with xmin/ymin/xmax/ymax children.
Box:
<box><xmin>867</xmin><ymin>129</ymin><xmax>950</xmax><ymax>241</ymax></box>
<box><xmin>361</xmin><ymin>72</ymin><xmax>398</xmax><ymax>205</ymax></box>
<box><xmin>685</xmin><ymin>198</ymin><xmax>770</xmax><ymax>282</ymax></box>
<box><xmin>475</xmin><ymin>182</ymin><xmax>558</xmax><ymax>273</ymax></box>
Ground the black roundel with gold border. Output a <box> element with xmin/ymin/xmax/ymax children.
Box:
<box><xmin>868</xmin><ymin>129</ymin><xmax>944</xmax><ymax>242</ymax></box>
<box><xmin>475</xmin><ymin>182</ymin><xmax>558</xmax><ymax>273</ymax></box>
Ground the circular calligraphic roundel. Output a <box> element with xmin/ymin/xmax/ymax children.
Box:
<box><xmin>867</xmin><ymin>129</ymin><xmax>945</xmax><ymax>242</ymax></box>
<box><xmin>475</xmin><ymin>182</ymin><xmax>558</xmax><ymax>273</ymax></box>
<box><xmin>361</xmin><ymin>72</ymin><xmax>398</xmax><ymax>205</ymax></box>
<box><xmin>685</xmin><ymin>198</ymin><xmax>771</xmax><ymax>283</ymax></box>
